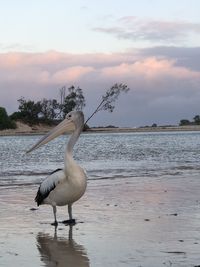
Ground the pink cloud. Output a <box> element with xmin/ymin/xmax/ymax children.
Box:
<box><xmin>1</xmin><ymin>53</ymin><xmax>23</xmax><ymax>68</ymax></box>
<box><xmin>101</xmin><ymin>57</ymin><xmax>200</xmax><ymax>82</ymax></box>
<box><xmin>51</xmin><ymin>66</ymin><xmax>94</xmax><ymax>84</ymax></box>
<box><xmin>0</xmin><ymin>51</ymin><xmax>199</xmax><ymax>87</ymax></box>
<box><xmin>0</xmin><ymin>49</ymin><xmax>200</xmax><ymax>126</ymax></box>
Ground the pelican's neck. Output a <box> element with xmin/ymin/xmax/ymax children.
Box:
<box><xmin>64</xmin><ymin>124</ymin><xmax>83</xmax><ymax>172</ymax></box>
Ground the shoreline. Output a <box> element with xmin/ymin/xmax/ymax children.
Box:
<box><xmin>87</xmin><ymin>125</ymin><xmax>200</xmax><ymax>133</ymax></box>
<box><xmin>1</xmin><ymin>124</ymin><xmax>200</xmax><ymax>136</ymax></box>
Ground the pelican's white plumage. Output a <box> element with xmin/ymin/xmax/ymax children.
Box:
<box><xmin>27</xmin><ymin>111</ymin><xmax>87</xmax><ymax>225</ymax></box>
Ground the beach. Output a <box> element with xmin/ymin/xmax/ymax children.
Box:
<box><xmin>1</xmin><ymin>174</ymin><xmax>200</xmax><ymax>267</ymax></box>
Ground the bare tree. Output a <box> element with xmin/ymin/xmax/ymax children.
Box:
<box><xmin>57</xmin><ymin>86</ymin><xmax>66</xmax><ymax>119</ymax></box>
<box><xmin>59</xmin><ymin>86</ymin><xmax>66</xmax><ymax>106</ymax></box>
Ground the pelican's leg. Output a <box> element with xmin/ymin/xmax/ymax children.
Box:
<box><xmin>51</xmin><ymin>206</ymin><xmax>58</xmax><ymax>226</ymax></box>
<box><xmin>68</xmin><ymin>204</ymin><xmax>76</xmax><ymax>224</ymax></box>
<box><xmin>68</xmin><ymin>204</ymin><xmax>73</xmax><ymax>220</ymax></box>
<box><xmin>62</xmin><ymin>204</ymin><xmax>76</xmax><ymax>225</ymax></box>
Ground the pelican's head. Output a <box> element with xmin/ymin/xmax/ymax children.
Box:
<box><xmin>26</xmin><ymin>111</ymin><xmax>84</xmax><ymax>153</ymax></box>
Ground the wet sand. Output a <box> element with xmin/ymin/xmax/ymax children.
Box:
<box><xmin>1</xmin><ymin>175</ymin><xmax>200</xmax><ymax>267</ymax></box>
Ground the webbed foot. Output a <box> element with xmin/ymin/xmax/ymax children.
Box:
<box><xmin>51</xmin><ymin>221</ymin><xmax>58</xmax><ymax>226</ymax></box>
<box><xmin>62</xmin><ymin>219</ymin><xmax>76</xmax><ymax>225</ymax></box>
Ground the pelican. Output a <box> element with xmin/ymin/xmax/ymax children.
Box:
<box><xmin>27</xmin><ymin>111</ymin><xmax>87</xmax><ymax>226</ymax></box>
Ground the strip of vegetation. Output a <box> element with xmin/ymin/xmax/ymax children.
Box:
<box><xmin>179</xmin><ymin>115</ymin><xmax>200</xmax><ymax>126</ymax></box>
<box><xmin>0</xmin><ymin>83</ymin><xmax>129</xmax><ymax>130</ymax></box>
<box><xmin>10</xmin><ymin>86</ymin><xmax>85</xmax><ymax>126</ymax></box>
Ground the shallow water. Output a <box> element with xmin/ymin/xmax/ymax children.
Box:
<box><xmin>0</xmin><ymin>131</ymin><xmax>200</xmax><ymax>186</ymax></box>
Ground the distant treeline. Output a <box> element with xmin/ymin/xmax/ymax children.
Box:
<box><xmin>0</xmin><ymin>83</ymin><xmax>129</xmax><ymax>130</ymax></box>
<box><xmin>179</xmin><ymin>115</ymin><xmax>200</xmax><ymax>126</ymax></box>
<box><xmin>11</xmin><ymin>86</ymin><xmax>85</xmax><ymax>125</ymax></box>
<box><xmin>1</xmin><ymin>86</ymin><xmax>86</xmax><ymax>130</ymax></box>
<box><xmin>0</xmin><ymin>85</ymin><xmax>85</xmax><ymax>130</ymax></box>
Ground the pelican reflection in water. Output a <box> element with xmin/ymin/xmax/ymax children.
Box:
<box><xmin>36</xmin><ymin>226</ymin><xmax>89</xmax><ymax>267</ymax></box>
<box><xmin>27</xmin><ymin>111</ymin><xmax>87</xmax><ymax>225</ymax></box>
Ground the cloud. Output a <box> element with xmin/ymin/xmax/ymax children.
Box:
<box><xmin>0</xmin><ymin>43</ymin><xmax>35</xmax><ymax>52</ymax></box>
<box><xmin>0</xmin><ymin>48</ymin><xmax>200</xmax><ymax>126</ymax></box>
<box><xmin>93</xmin><ymin>17</ymin><xmax>200</xmax><ymax>45</ymax></box>
<box><xmin>137</xmin><ymin>46</ymin><xmax>200</xmax><ymax>71</ymax></box>
<box><xmin>51</xmin><ymin>66</ymin><xmax>94</xmax><ymax>83</ymax></box>
<box><xmin>101</xmin><ymin>57</ymin><xmax>200</xmax><ymax>80</ymax></box>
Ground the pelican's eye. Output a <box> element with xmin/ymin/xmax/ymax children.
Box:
<box><xmin>68</xmin><ymin>114</ymin><xmax>72</xmax><ymax>119</ymax></box>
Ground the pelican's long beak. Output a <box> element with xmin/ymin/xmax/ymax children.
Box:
<box><xmin>26</xmin><ymin>119</ymin><xmax>74</xmax><ymax>153</ymax></box>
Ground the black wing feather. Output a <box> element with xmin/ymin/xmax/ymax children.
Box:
<box><xmin>35</xmin><ymin>183</ymin><xmax>56</xmax><ymax>206</ymax></box>
<box><xmin>35</xmin><ymin>168</ymin><xmax>63</xmax><ymax>206</ymax></box>
<box><xmin>50</xmin><ymin>168</ymin><xmax>62</xmax><ymax>175</ymax></box>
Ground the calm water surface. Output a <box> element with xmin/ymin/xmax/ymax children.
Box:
<box><xmin>0</xmin><ymin>131</ymin><xmax>200</xmax><ymax>186</ymax></box>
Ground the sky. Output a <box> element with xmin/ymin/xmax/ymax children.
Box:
<box><xmin>0</xmin><ymin>0</ymin><xmax>200</xmax><ymax>126</ymax></box>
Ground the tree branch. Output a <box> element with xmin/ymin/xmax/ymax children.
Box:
<box><xmin>85</xmin><ymin>83</ymin><xmax>129</xmax><ymax>126</ymax></box>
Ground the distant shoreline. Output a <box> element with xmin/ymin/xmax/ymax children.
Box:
<box><xmin>1</xmin><ymin>122</ymin><xmax>200</xmax><ymax>136</ymax></box>
<box><xmin>87</xmin><ymin>125</ymin><xmax>200</xmax><ymax>134</ymax></box>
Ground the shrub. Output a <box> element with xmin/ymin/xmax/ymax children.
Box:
<box><xmin>0</xmin><ymin>107</ymin><xmax>16</xmax><ymax>130</ymax></box>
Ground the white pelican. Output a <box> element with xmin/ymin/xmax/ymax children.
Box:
<box><xmin>27</xmin><ymin>111</ymin><xmax>87</xmax><ymax>226</ymax></box>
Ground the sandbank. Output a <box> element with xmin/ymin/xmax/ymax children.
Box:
<box><xmin>1</xmin><ymin>120</ymin><xmax>200</xmax><ymax>136</ymax></box>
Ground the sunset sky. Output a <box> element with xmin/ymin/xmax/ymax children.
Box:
<box><xmin>0</xmin><ymin>0</ymin><xmax>200</xmax><ymax>126</ymax></box>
